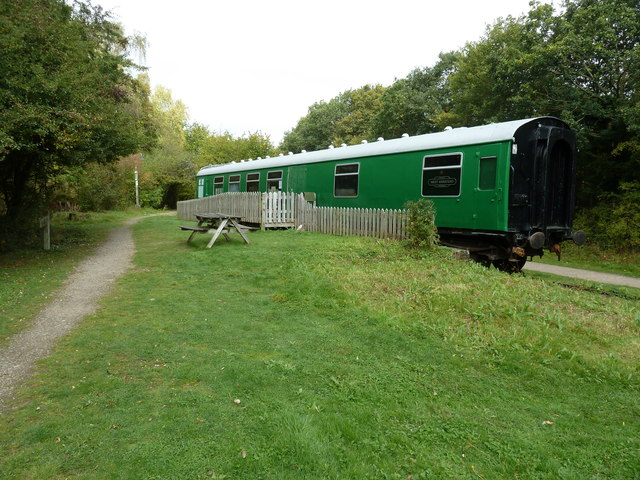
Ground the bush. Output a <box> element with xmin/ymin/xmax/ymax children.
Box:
<box><xmin>575</xmin><ymin>182</ymin><xmax>640</xmax><ymax>250</ymax></box>
<box><xmin>404</xmin><ymin>198</ymin><xmax>439</xmax><ymax>249</ymax></box>
<box><xmin>76</xmin><ymin>163</ymin><xmax>133</xmax><ymax>211</ymax></box>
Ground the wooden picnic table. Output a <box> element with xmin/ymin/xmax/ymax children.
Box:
<box><xmin>180</xmin><ymin>212</ymin><xmax>250</xmax><ymax>248</ymax></box>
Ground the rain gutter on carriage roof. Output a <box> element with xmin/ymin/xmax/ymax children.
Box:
<box><xmin>196</xmin><ymin>117</ymin><xmax>560</xmax><ymax>176</ymax></box>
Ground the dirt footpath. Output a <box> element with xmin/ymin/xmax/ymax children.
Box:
<box><xmin>524</xmin><ymin>261</ymin><xmax>640</xmax><ymax>289</ymax></box>
<box><xmin>0</xmin><ymin>217</ymin><xmax>143</xmax><ymax>411</ymax></box>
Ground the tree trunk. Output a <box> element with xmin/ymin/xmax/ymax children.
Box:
<box><xmin>1</xmin><ymin>152</ymin><xmax>35</xmax><ymax>220</ymax></box>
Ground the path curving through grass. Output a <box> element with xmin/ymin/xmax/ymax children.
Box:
<box><xmin>0</xmin><ymin>217</ymin><xmax>140</xmax><ymax>410</ymax></box>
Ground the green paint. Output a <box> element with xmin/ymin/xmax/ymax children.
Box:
<box><xmin>197</xmin><ymin>141</ymin><xmax>512</xmax><ymax>232</ymax></box>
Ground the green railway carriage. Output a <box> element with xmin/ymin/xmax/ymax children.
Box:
<box><xmin>196</xmin><ymin>117</ymin><xmax>584</xmax><ymax>271</ymax></box>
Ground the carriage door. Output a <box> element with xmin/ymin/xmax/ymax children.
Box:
<box><xmin>528</xmin><ymin>125</ymin><xmax>576</xmax><ymax>234</ymax></box>
<box><xmin>472</xmin><ymin>146</ymin><xmax>503</xmax><ymax>230</ymax></box>
<box><xmin>544</xmin><ymin>129</ymin><xmax>575</xmax><ymax>230</ymax></box>
<box><xmin>204</xmin><ymin>177</ymin><xmax>213</xmax><ymax>197</ymax></box>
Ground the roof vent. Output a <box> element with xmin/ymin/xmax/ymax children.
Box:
<box><xmin>444</xmin><ymin>126</ymin><xmax>453</xmax><ymax>131</ymax></box>
<box><xmin>248</xmin><ymin>158</ymin><xmax>253</xmax><ymax>161</ymax></box>
<box><xmin>377</xmin><ymin>137</ymin><xmax>384</xmax><ymax>142</ymax></box>
<box><xmin>266</xmin><ymin>155</ymin><xmax>271</xmax><ymax>158</ymax></box>
<box><xmin>341</xmin><ymin>143</ymin><xmax>347</xmax><ymax>148</ymax></box>
<box><xmin>257</xmin><ymin>157</ymin><xmax>262</xmax><ymax>160</ymax></box>
<box><xmin>288</xmin><ymin>152</ymin><xmax>293</xmax><ymax>155</ymax></box>
<box><xmin>401</xmin><ymin>133</ymin><xmax>409</xmax><ymax>138</ymax></box>
<box><xmin>329</xmin><ymin>145</ymin><xmax>335</xmax><ymax>149</ymax></box>
<box><xmin>279</xmin><ymin>153</ymin><xmax>284</xmax><ymax>156</ymax></box>
<box><xmin>361</xmin><ymin>140</ymin><xmax>368</xmax><ymax>144</ymax></box>
<box><xmin>301</xmin><ymin>149</ymin><xmax>307</xmax><ymax>153</ymax></box>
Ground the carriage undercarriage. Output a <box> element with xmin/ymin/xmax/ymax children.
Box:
<box><xmin>439</xmin><ymin>228</ymin><xmax>583</xmax><ymax>274</ymax></box>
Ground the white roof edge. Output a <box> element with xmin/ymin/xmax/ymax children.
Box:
<box><xmin>196</xmin><ymin>117</ymin><xmax>552</xmax><ymax>176</ymax></box>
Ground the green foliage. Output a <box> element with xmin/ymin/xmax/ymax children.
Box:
<box><xmin>0</xmin><ymin>0</ymin><xmax>155</xmax><ymax>223</ymax></box>
<box><xmin>150</xmin><ymin>85</ymin><xmax>188</xmax><ymax>153</ymax></box>
<box><xmin>404</xmin><ymin>198</ymin><xmax>439</xmax><ymax>249</ymax></box>
<box><xmin>48</xmin><ymin>158</ymin><xmax>136</xmax><ymax>212</ymax></box>
<box><xmin>575</xmin><ymin>182</ymin><xmax>640</xmax><ymax>250</ymax></box>
<box><xmin>331</xmin><ymin>85</ymin><xmax>386</xmax><ymax>146</ymax></box>
<box><xmin>446</xmin><ymin>3</ymin><xmax>560</xmax><ymax>126</ymax></box>
<box><xmin>372</xmin><ymin>53</ymin><xmax>459</xmax><ymax>139</ymax></box>
<box><xmin>280</xmin><ymin>94</ymin><xmax>351</xmax><ymax>152</ymax></box>
<box><xmin>280</xmin><ymin>85</ymin><xmax>388</xmax><ymax>152</ymax></box>
<box><xmin>133</xmin><ymin>86</ymin><xmax>195</xmax><ymax>209</ymax></box>
<box><xmin>76</xmin><ymin>163</ymin><xmax>133</xmax><ymax>211</ymax></box>
<box><xmin>185</xmin><ymin>126</ymin><xmax>276</xmax><ymax>169</ymax></box>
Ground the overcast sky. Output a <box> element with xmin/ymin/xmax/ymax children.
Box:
<box><xmin>96</xmin><ymin>0</ymin><xmax>544</xmax><ymax>144</ymax></box>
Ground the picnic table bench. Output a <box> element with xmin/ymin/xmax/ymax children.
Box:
<box><xmin>180</xmin><ymin>213</ymin><xmax>251</xmax><ymax>248</ymax></box>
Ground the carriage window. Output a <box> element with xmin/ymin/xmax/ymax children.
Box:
<box><xmin>267</xmin><ymin>171</ymin><xmax>282</xmax><ymax>191</ymax></box>
<box><xmin>334</xmin><ymin>163</ymin><xmax>359</xmax><ymax>197</ymax></box>
<box><xmin>479</xmin><ymin>156</ymin><xmax>497</xmax><ymax>190</ymax></box>
<box><xmin>246</xmin><ymin>173</ymin><xmax>260</xmax><ymax>192</ymax></box>
<box><xmin>422</xmin><ymin>153</ymin><xmax>462</xmax><ymax>196</ymax></box>
<box><xmin>229</xmin><ymin>174</ymin><xmax>240</xmax><ymax>192</ymax></box>
<box><xmin>197</xmin><ymin>177</ymin><xmax>204</xmax><ymax>198</ymax></box>
<box><xmin>214</xmin><ymin>176</ymin><xmax>224</xmax><ymax>195</ymax></box>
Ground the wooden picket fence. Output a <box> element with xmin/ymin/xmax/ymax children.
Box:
<box><xmin>264</xmin><ymin>191</ymin><xmax>297</xmax><ymax>228</ymax></box>
<box><xmin>295</xmin><ymin>202</ymin><xmax>407</xmax><ymax>239</ymax></box>
<box><xmin>177</xmin><ymin>192</ymin><xmax>407</xmax><ymax>239</ymax></box>
<box><xmin>178</xmin><ymin>192</ymin><xmax>263</xmax><ymax>223</ymax></box>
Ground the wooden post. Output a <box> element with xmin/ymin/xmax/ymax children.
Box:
<box><xmin>40</xmin><ymin>212</ymin><xmax>50</xmax><ymax>251</ymax></box>
<box><xmin>260</xmin><ymin>193</ymin><xmax>266</xmax><ymax>231</ymax></box>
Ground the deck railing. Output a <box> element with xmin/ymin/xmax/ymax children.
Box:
<box><xmin>177</xmin><ymin>192</ymin><xmax>407</xmax><ymax>239</ymax></box>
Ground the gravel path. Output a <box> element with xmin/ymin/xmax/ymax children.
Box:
<box><xmin>0</xmin><ymin>217</ymin><xmax>142</xmax><ymax>411</ymax></box>
<box><xmin>523</xmin><ymin>261</ymin><xmax>640</xmax><ymax>289</ymax></box>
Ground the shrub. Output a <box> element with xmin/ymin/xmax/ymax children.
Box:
<box><xmin>575</xmin><ymin>182</ymin><xmax>640</xmax><ymax>250</ymax></box>
<box><xmin>76</xmin><ymin>163</ymin><xmax>133</xmax><ymax>211</ymax></box>
<box><xmin>404</xmin><ymin>198</ymin><xmax>439</xmax><ymax>249</ymax></box>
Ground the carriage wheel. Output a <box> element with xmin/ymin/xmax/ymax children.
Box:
<box><xmin>492</xmin><ymin>259</ymin><xmax>526</xmax><ymax>274</ymax></box>
<box><xmin>470</xmin><ymin>253</ymin><xmax>492</xmax><ymax>268</ymax></box>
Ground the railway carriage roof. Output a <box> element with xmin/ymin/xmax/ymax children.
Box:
<box><xmin>196</xmin><ymin>117</ymin><xmax>563</xmax><ymax>176</ymax></box>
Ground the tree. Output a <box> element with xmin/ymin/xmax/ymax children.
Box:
<box><xmin>553</xmin><ymin>0</ymin><xmax>640</xmax><ymax>202</ymax></box>
<box><xmin>372</xmin><ymin>52</ymin><xmax>459</xmax><ymax>139</ymax></box>
<box><xmin>0</xmin><ymin>0</ymin><xmax>155</xmax><ymax>227</ymax></box>
<box><xmin>136</xmin><ymin>85</ymin><xmax>192</xmax><ymax>209</ymax></box>
<box><xmin>185</xmin><ymin>127</ymin><xmax>276</xmax><ymax>169</ymax></box>
<box><xmin>331</xmin><ymin>85</ymin><xmax>386</xmax><ymax>146</ymax></box>
<box><xmin>280</xmin><ymin>94</ymin><xmax>351</xmax><ymax>153</ymax></box>
<box><xmin>446</xmin><ymin>3</ymin><xmax>560</xmax><ymax>126</ymax></box>
<box><xmin>280</xmin><ymin>86</ymin><xmax>389</xmax><ymax>152</ymax></box>
<box><xmin>149</xmin><ymin>85</ymin><xmax>188</xmax><ymax>153</ymax></box>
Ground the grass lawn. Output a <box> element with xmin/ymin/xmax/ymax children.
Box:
<box><xmin>0</xmin><ymin>215</ymin><xmax>638</xmax><ymax>479</ymax></box>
